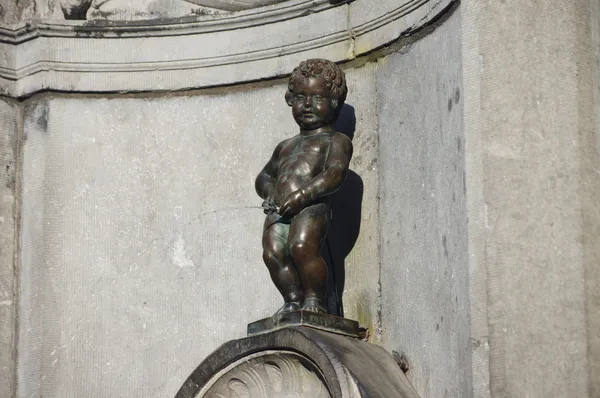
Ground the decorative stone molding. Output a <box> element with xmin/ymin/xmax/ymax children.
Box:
<box><xmin>183</xmin><ymin>0</ymin><xmax>290</xmax><ymax>11</ymax></box>
<box><xmin>0</xmin><ymin>0</ymin><xmax>456</xmax><ymax>98</ymax></box>
<box><xmin>177</xmin><ymin>327</ymin><xmax>420</xmax><ymax>397</ymax></box>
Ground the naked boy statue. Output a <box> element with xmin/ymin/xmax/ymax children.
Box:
<box><xmin>255</xmin><ymin>59</ymin><xmax>353</xmax><ymax>315</ymax></box>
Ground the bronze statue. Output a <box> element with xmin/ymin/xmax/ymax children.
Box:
<box><xmin>255</xmin><ymin>59</ymin><xmax>353</xmax><ymax>315</ymax></box>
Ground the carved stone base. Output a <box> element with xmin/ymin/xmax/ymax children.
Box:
<box><xmin>247</xmin><ymin>310</ymin><xmax>360</xmax><ymax>338</ymax></box>
<box><xmin>176</xmin><ymin>327</ymin><xmax>420</xmax><ymax>397</ymax></box>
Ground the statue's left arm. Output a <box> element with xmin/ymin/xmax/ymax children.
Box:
<box><xmin>279</xmin><ymin>133</ymin><xmax>353</xmax><ymax>217</ymax></box>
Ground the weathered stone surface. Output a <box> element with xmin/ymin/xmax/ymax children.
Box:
<box><xmin>338</xmin><ymin>63</ymin><xmax>381</xmax><ymax>335</ymax></box>
<box><xmin>177</xmin><ymin>327</ymin><xmax>420</xmax><ymax>398</ymax></box>
<box><xmin>376</xmin><ymin>10</ymin><xmax>470</xmax><ymax>398</ymax></box>
<box><xmin>0</xmin><ymin>0</ymin><xmax>41</xmax><ymax>25</ymax></box>
<box><xmin>17</xmin><ymin>92</ymin><xmax>294</xmax><ymax>397</ymax></box>
<box><xmin>0</xmin><ymin>98</ymin><xmax>18</xmax><ymax>398</ymax></box>
<box><xmin>461</xmin><ymin>0</ymin><xmax>600</xmax><ymax>396</ymax></box>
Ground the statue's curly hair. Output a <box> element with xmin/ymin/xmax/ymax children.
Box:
<box><xmin>286</xmin><ymin>59</ymin><xmax>348</xmax><ymax>107</ymax></box>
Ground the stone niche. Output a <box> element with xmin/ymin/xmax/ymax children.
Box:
<box><xmin>0</xmin><ymin>1</ymin><xmax>469</xmax><ymax>397</ymax></box>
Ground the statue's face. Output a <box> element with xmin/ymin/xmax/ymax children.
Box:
<box><xmin>290</xmin><ymin>77</ymin><xmax>336</xmax><ymax>130</ymax></box>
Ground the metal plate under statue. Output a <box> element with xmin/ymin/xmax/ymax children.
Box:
<box><xmin>176</xmin><ymin>59</ymin><xmax>420</xmax><ymax>398</ymax></box>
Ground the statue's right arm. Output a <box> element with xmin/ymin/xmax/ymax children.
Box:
<box><xmin>255</xmin><ymin>141</ymin><xmax>284</xmax><ymax>200</ymax></box>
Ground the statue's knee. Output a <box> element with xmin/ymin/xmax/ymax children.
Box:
<box><xmin>263</xmin><ymin>249</ymin><xmax>284</xmax><ymax>266</ymax></box>
<box><xmin>262</xmin><ymin>250</ymin><xmax>279</xmax><ymax>266</ymax></box>
<box><xmin>290</xmin><ymin>241</ymin><xmax>316</xmax><ymax>263</ymax></box>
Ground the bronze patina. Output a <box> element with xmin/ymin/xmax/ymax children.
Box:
<box><xmin>255</xmin><ymin>59</ymin><xmax>353</xmax><ymax>316</ymax></box>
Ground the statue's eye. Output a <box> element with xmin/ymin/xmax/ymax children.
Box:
<box><xmin>294</xmin><ymin>95</ymin><xmax>305</xmax><ymax>102</ymax></box>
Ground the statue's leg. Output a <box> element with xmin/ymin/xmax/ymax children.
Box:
<box><xmin>288</xmin><ymin>203</ymin><xmax>329</xmax><ymax>314</ymax></box>
<box><xmin>262</xmin><ymin>214</ymin><xmax>304</xmax><ymax>314</ymax></box>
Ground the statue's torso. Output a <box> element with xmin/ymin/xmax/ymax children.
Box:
<box><xmin>273</xmin><ymin>132</ymin><xmax>332</xmax><ymax>205</ymax></box>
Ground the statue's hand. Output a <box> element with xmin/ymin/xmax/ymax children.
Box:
<box><xmin>279</xmin><ymin>190</ymin><xmax>307</xmax><ymax>218</ymax></box>
<box><xmin>261</xmin><ymin>198</ymin><xmax>278</xmax><ymax>214</ymax></box>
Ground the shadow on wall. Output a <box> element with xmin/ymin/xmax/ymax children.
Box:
<box><xmin>323</xmin><ymin>104</ymin><xmax>363</xmax><ymax>316</ymax></box>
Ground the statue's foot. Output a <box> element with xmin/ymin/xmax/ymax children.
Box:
<box><xmin>301</xmin><ymin>297</ymin><xmax>327</xmax><ymax>314</ymax></box>
<box><xmin>274</xmin><ymin>301</ymin><xmax>301</xmax><ymax>315</ymax></box>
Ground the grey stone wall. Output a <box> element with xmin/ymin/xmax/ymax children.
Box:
<box><xmin>376</xmin><ymin>11</ymin><xmax>470</xmax><ymax>398</ymax></box>
<box><xmin>337</xmin><ymin>62</ymin><xmax>381</xmax><ymax>332</ymax></box>
<box><xmin>0</xmin><ymin>99</ymin><xmax>18</xmax><ymax>398</ymax></box>
<box><xmin>0</xmin><ymin>0</ymin><xmax>38</xmax><ymax>25</ymax></box>
<box><xmin>17</xmin><ymin>91</ymin><xmax>288</xmax><ymax>397</ymax></box>
<box><xmin>462</xmin><ymin>0</ymin><xmax>600</xmax><ymax>396</ymax></box>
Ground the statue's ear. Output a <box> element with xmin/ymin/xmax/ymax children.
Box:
<box><xmin>285</xmin><ymin>91</ymin><xmax>293</xmax><ymax>106</ymax></box>
<box><xmin>331</xmin><ymin>99</ymin><xmax>339</xmax><ymax>109</ymax></box>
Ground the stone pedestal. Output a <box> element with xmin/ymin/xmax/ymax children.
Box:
<box><xmin>176</xmin><ymin>327</ymin><xmax>420</xmax><ymax>397</ymax></box>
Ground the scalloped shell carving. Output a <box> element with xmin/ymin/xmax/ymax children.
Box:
<box><xmin>201</xmin><ymin>353</ymin><xmax>330</xmax><ymax>398</ymax></box>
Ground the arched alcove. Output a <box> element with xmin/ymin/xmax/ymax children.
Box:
<box><xmin>0</xmin><ymin>1</ymin><xmax>471</xmax><ymax>397</ymax></box>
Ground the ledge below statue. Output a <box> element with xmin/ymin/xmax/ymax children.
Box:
<box><xmin>176</xmin><ymin>327</ymin><xmax>420</xmax><ymax>397</ymax></box>
<box><xmin>248</xmin><ymin>310</ymin><xmax>361</xmax><ymax>338</ymax></box>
